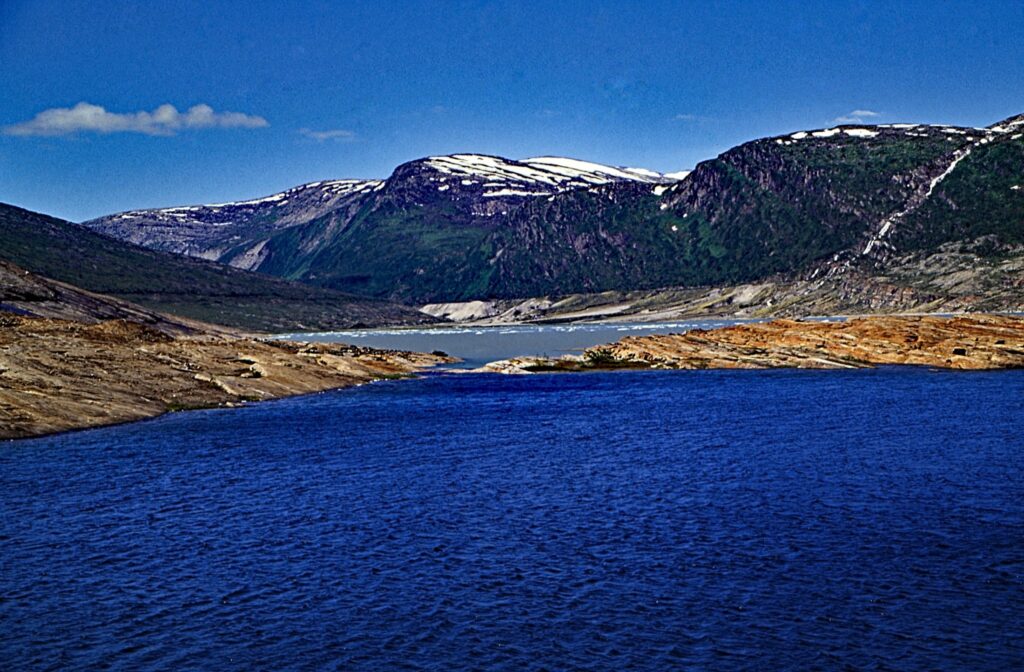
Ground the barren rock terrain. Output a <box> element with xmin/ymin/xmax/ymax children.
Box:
<box><xmin>482</xmin><ymin>315</ymin><xmax>1024</xmax><ymax>373</ymax></box>
<box><xmin>0</xmin><ymin>315</ymin><xmax>450</xmax><ymax>439</ymax></box>
<box><xmin>589</xmin><ymin>315</ymin><xmax>1024</xmax><ymax>370</ymax></box>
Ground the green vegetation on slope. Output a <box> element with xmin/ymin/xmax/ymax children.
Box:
<box><xmin>896</xmin><ymin>133</ymin><xmax>1024</xmax><ymax>250</ymax></box>
<box><xmin>76</xmin><ymin>119</ymin><xmax>1024</xmax><ymax>306</ymax></box>
<box><xmin>291</xmin><ymin>129</ymin><xmax>986</xmax><ymax>303</ymax></box>
<box><xmin>258</xmin><ymin>198</ymin><xmax>501</xmax><ymax>302</ymax></box>
<box><xmin>660</xmin><ymin>131</ymin><xmax>972</xmax><ymax>282</ymax></box>
<box><xmin>0</xmin><ymin>203</ymin><xmax>432</xmax><ymax>331</ymax></box>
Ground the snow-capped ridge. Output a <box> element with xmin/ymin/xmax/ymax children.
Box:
<box><xmin>775</xmin><ymin>120</ymin><xmax>1014</xmax><ymax>146</ymax></box>
<box><xmin>115</xmin><ymin>179</ymin><xmax>382</xmax><ymax>219</ymax></box>
<box><xmin>521</xmin><ymin>156</ymin><xmax>667</xmax><ymax>184</ymax></box>
<box><xmin>204</xmin><ymin>179</ymin><xmax>380</xmax><ymax>208</ymax></box>
<box><xmin>989</xmin><ymin>113</ymin><xmax>1024</xmax><ymax>133</ymax></box>
<box><xmin>421</xmin><ymin>153</ymin><xmax>677</xmax><ymax>196</ymax></box>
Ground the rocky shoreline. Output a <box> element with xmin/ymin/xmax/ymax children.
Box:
<box><xmin>481</xmin><ymin>314</ymin><xmax>1024</xmax><ymax>373</ymax></box>
<box><xmin>5</xmin><ymin>313</ymin><xmax>1023</xmax><ymax>440</ymax></box>
<box><xmin>0</xmin><ymin>315</ymin><xmax>451</xmax><ymax>440</ymax></box>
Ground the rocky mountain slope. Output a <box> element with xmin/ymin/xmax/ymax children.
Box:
<box><xmin>0</xmin><ymin>203</ymin><xmax>435</xmax><ymax>331</ymax></box>
<box><xmin>86</xmin><ymin>179</ymin><xmax>384</xmax><ymax>264</ymax></box>
<box><xmin>421</xmin><ymin>237</ymin><xmax>1024</xmax><ymax>324</ymax></box>
<box><xmin>85</xmin><ymin>156</ymin><xmax>688</xmax><ymax>301</ymax></box>
<box><xmin>86</xmin><ymin>115</ymin><xmax>1024</xmax><ymax>307</ymax></box>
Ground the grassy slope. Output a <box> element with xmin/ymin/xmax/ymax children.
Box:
<box><xmin>667</xmin><ymin>132</ymin><xmax>967</xmax><ymax>279</ymax></box>
<box><xmin>0</xmin><ymin>203</ymin><xmax>433</xmax><ymax>331</ymax></box>
<box><xmin>896</xmin><ymin>132</ymin><xmax>1024</xmax><ymax>250</ymax></box>
<box><xmin>259</xmin><ymin>198</ymin><xmax>498</xmax><ymax>303</ymax></box>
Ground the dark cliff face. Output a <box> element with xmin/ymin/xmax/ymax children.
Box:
<box><xmin>81</xmin><ymin>117</ymin><xmax>1024</xmax><ymax>304</ymax></box>
<box><xmin>655</xmin><ymin>124</ymin><xmax>981</xmax><ymax>279</ymax></box>
<box><xmin>481</xmin><ymin>183</ymin><xmax>688</xmax><ymax>298</ymax></box>
<box><xmin>458</xmin><ymin>123</ymin><xmax>1018</xmax><ymax>301</ymax></box>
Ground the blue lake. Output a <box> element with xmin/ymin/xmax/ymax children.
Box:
<box><xmin>2</xmin><ymin>368</ymin><xmax>1023</xmax><ymax>670</ymax></box>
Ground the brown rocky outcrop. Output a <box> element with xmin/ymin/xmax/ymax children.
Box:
<box><xmin>0</xmin><ymin>315</ymin><xmax>451</xmax><ymax>440</ymax></box>
<box><xmin>584</xmin><ymin>315</ymin><xmax>1024</xmax><ymax>370</ymax></box>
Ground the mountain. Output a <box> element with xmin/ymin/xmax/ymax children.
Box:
<box><xmin>0</xmin><ymin>203</ymin><xmax>436</xmax><ymax>331</ymax></box>
<box><xmin>85</xmin><ymin>156</ymin><xmax>679</xmax><ymax>270</ymax></box>
<box><xmin>884</xmin><ymin>114</ymin><xmax>1024</xmax><ymax>254</ymax></box>
<box><xmin>86</xmin><ymin>179</ymin><xmax>384</xmax><ymax>267</ymax></box>
<box><xmin>85</xmin><ymin>156</ymin><xmax>687</xmax><ymax>301</ymax></box>
<box><xmin>85</xmin><ymin>116</ymin><xmax>1024</xmax><ymax>307</ymax></box>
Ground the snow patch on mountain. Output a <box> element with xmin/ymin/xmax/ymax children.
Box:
<box><xmin>842</xmin><ymin>128</ymin><xmax>878</xmax><ymax>138</ymax></box>
<box><xmin>113</xmin><ymin>179</ymin><xmax>382</xmax><ymax>222</ymax></box>
<box><xmin>624</xmin><ymin>167</ymin><xmax>662</xmax><ymax>179</ymax></box>
<box><xmin>483</xmin><ymin>188</ymin><xmax>552</xmax><ymax>198</ymax></box>
<box><xmin>423</xmin><ymin>154</ymin><xmax>675</xmax><ymax>196</ymax></box>
<box><xmin>523</xmin><ymin>156</ymin><xmax>666</xmax><ymax>183</ymax></box>
<box><xmin>990</xmin><ymin>118</ymin><xmax>1024</xmax><ymax>133</ymax></box>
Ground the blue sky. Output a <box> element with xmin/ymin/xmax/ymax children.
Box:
<box><xmin>2</xmin><ymin>0</ymin><xmax>1023</xmax><ymax>221</ymax></box>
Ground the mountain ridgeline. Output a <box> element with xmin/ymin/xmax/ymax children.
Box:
<box><xmin>0</xmin><ymin>204</ymin><xmax>435</xmax><ymax>331</ymax></box>
<box><xmin>86</xmin><ymin>115</ymin><xmax>1024</xmax><ymax>305</ymax></box>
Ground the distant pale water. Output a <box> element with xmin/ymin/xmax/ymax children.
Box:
<box><xmin>2</xmin><ymin>368</ymin><xmax>1023</xmax><ymax>670</ymax></box>
<box><xmin>279</xmin><ymin>320</ymin><xmax>753</xmax><ymax>368</ymax></box>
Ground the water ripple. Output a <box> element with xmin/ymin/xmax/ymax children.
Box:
<box><xmin>2</xmin><ymin>369</ymin><xmax>1023</xmax><ymax>670</ymax></box>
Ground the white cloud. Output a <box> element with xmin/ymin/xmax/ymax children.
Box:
<box><xmin>673</xmin><ymin>113</ymin><xmax>699</xmax><ymax>121</ymax></box>
<box><xmin>3</xmin><ymin>102</ymin><xmax>268</xmax><ymax>136</ymax></box>
<box><xmin>834</xmin><ymin>109</ymin><xmax>881</xmax><ymax>124</ymax></box>
<box><xmin>298</xmin><ymin>127</ymin><xmax>357</xmax><ymax>142</ymax></box>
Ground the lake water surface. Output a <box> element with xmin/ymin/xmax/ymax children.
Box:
<box><xmin>279</xmin><ymin>319</ymin><xmax>753</xmax><ymax>368</ymax></box>
<box><xmin>2</xmin><ymin>366</ymin><xmax>1022</xmax><ymax>670</ymax></box>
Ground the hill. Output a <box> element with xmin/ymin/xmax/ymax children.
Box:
<box><xmin>0</xmin><ymin>259</ymin><xmax>224</xmax><ymax>335</ymax></box>
<box><xmin>0</xmin><ymin>203</ymin><xmax>435</xmax><ymax>331</ymax></box>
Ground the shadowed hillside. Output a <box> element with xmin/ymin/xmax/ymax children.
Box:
<box><xmin>0</xmin><ymin>203</ymin><xmax>435</xmax><ymax>331</ymax></box>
